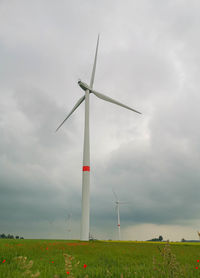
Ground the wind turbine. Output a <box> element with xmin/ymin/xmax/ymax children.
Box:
<box><xmin>112</xmin><ymin>189</ymin><xmax>129</xmax><ymax>241</ymax></box>
<box><xmin>66</xmin><ymin>213</ymin><xmax>72</xmax><ymax>239</ymax></box>
<box><xmin>56</xmin><ymin>35</ymin><xmax>141</xmax><ymax>241</ymax></box>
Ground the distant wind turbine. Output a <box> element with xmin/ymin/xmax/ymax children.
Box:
<box><xmin>66</xmin><ymin>213</ymin><xmax>72</xmax><ymax>239</ymax></box>
<box><xmin>56</xmin><ymin>35</ymin><xmax>141</xmax><ymax>241</ymax></box>
<box><xmin>112</xmin><ymin>189</ymin><xmax>129</xmax><ymax>241</ymax></box>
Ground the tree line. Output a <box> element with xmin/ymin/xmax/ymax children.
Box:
<box><xmin>0</xmin><ymin>233</ymin><xmax>24</xmax><ymax>239</ymax></box>
<box><xmin>147</xmin><ymin>235</ymin><xmax>163</xmax><ymax>241</ymax></box>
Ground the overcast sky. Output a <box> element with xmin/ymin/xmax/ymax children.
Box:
<box><xmin>1</xmin><ymin>0</ymin><xmax>200</xmax><ymax>241</ymax></box>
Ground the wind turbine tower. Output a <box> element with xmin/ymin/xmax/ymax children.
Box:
<box><xmin>66</xmin><ymin>213</ymin><xmax>72</xmax><ymax>239</ymax></box>
<box><xmin>56</xmin><ymin>35</ymin><xmax>141</xmax><ymax>241</ymax></box>
<box><xmin>113</xmin><ymin>189</ymin><xmax>129</xmax><ymax>241</ymax></box>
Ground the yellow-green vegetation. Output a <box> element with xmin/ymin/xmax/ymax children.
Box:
<box><xmin>0</xmin><ymin>239</ymin><xmax>200</xmax><ymax>277</ymax></box>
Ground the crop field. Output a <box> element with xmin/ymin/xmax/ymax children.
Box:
<box><xmin>0</xmin><ymin>239</ymin><xmax>200</xmax><ymax>278</ymax></box>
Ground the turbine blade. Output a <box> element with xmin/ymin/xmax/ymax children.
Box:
<box><xmin>112</xmin><ymin>189</ymin><xmax>119</xmax><ymax>201</ymax></box>
<box><xmin>92</xmin><ymin>90</ymin><xmax>142</xmax><ymax>114</ymax></box>
<box><xmin>90</xmin><ymin>34</ymin><xmax>100</xmax><ymax>89</ymax></box>
<box><xmin>55</xmin><ymin>95</ymin><xmax>85</xmax><ymax>132</ymax></box>
<box><xmin>118</xmin><ymin>201</ymin><xmax>129</xmax><ymax>204</ymax></box>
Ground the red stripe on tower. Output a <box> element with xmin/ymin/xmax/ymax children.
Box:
<box><xmin>83</xmin><ymin>166</ymin><xmax>90</xmax><ymax>171</ymax></box>
<box><xmin>117</xmin><ymin>224</ymin><xmax>120</xmax><ymax>227</ymax></box>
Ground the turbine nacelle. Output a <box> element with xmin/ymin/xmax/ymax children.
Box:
<box><xmin>78</xmin><ymin>80</ymin><xmax>91</xmax><ymax>92</ymax></box>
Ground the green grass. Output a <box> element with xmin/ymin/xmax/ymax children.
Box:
<box><xmin>0</xmin><ymin>239</ymin><xmax>200</xmax><ymax>277</ymax></box>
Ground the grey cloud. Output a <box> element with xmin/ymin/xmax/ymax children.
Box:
<box><xmin>1</xmin><ymin>0</ymin><xmax>200</xmax><ymax>240</ymax></box>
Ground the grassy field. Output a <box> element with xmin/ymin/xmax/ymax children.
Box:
<box><xmin>1</xmin><ymin>239</ymin><xmax>200</xmax><ymax>278</ymax></box>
